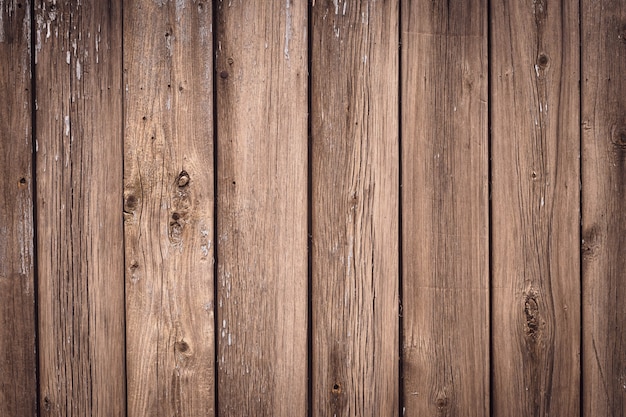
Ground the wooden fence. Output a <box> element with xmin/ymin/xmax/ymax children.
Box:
<box><xmin>0</xmin><ymin>0</ymin><xmax>624</xmax><ymax>416</ymax></box>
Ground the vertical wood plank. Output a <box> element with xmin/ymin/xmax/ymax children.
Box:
<box><xmin>35</xmin><ymin>1</ymin><xmax>125</xmax><ymax>416</ymax></box>
<box><xmin>215</xmin><ymin>1</ymin><xmax>307</xmax><ymax>415</ymax></box>
<box><xmin>491</xmin><ymin>0</ymin><xmax>580</xmax><ymax>415</ymax></box>
<box><xmin>0</xmin><ymin>1</ymin><xmax>37</xmax><ymax>415</ymax></box>
<box><xmin>401</xmin><ymin>1</ymin><xmax>489</xmax><ymax>415</ymax></box>
<box><xmin>582</xmin><ymin>0</ymin><xmax>626</xmax><ymax>415</ymax></box>
<box><xmin>311</xmin><ymin>1</ymin><xmax>399</xmax><ymax>416</ymax></box>
<box><xmin>124</xmin><ymin>1</ymin><xmax>215</xmax><ymax>416</ymax></box>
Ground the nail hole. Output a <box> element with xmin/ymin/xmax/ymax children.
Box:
<box><xmin>538</xmin><ymin>54</ymin><xmax>549</xmax><ymax>67</ymax></box>
<box><xmin>19</xmin><ymin>177</ymin><xmax>26</xmax><ymax>184</ymax></box>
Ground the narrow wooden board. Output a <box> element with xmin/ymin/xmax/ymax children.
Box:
<box><xmin>215</xmin><ymin>1</ymin><xmax>308</xmax><ymax>415</ymax></box>
<box><xmin>401</xmin><ymin>1</ymin><xmax>489</xmax><ymax>415</ymax></box>
<box><xmin>491</xmin><ymin>0</ymin><xmax>580</xmax><ymax>415</ymax></box>
<box><xmin>34</xmin><ymin>1</ymin><xmax>126</xmax><ymax>416</ymax></box>
<box><xmin>582</xmin><ymin>0</ymin><xmax>626</xmax><ymax>415</ymax></box>
<box><xmin>310</xmin><ymin>1</ymin><xmax>399</xmax><ymax>416</ymax></box>
<box><xmin>0</xmin><ymin>2</ymin><xmax>37</xmax><ymax>415</ymax></box>
<box><xmin>123</xmin><ymin>1</ymin><xmax>215</xmax><ymax>416</ymax></box>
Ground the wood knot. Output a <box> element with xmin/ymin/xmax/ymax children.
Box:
<box><xmin>435</xmin><ymin>394</ymin><xmax>449</xmax><ymax>410</ymax></box>
<box><xmin>331</xmin><ymin>382</ymin><xmax>342</xmax><ymax>395</ymax></box>
<box><xmin>618</xmin><ymin>24</ymin><xmax>626</xmax><ymax>44</ymax></box>
<box><xmin>582</xmin><ymin>225</ymin><xmax>600</xmax><ymax>260</ymax></box>
<box><xmin>611</xmin><ymin>126</ymin><xmax>626</xmax><ymax>150</ymax></box>
<box><xmin>177</xmin><ymin>171</ymin><xmax>190</xmax><ymax>187</ymax></box>
<box><xmin>175</xmin><ymin>340</ymin><xmax>190</xmax><ymax>354</ymax></box>
<box><xmin>537</xmin><ymin>53</ymin><xmax>549</xmax><ymax>68</ymax></box>
<box><xmin>523</xmin><ymin>291</ymin><xmax>540</xmax><ymax>339</ymax></box>
<box><xmin>220</xmin><ymin>71</ymin><xmax>229</xmax><ymax>79</ymax></box>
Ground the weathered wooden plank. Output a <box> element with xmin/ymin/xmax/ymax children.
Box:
<box><xmin>310</xmin><ymin>1</ymin><xmax>399</xmax><ymax>416</ymax></box>
<box><xmin>582</xmin><ymin>0</ymin><xmax>626</xmax><ymax>415</ymax></box>
<box><xmin>215</xmin><ymin>1</ymin><xmax>307</xmax><ymax>415</ymax></box>
<box><xmin>400</xmin><ymin>1</ymin><xmax>489</xmax><ymax>415</ymax></box>
<box><xmin>123</xmin><ymin>1</ymin><xmax>215</xmax><ymax>416</ymax></box>
<box><xmin>491</xmin><ymin>0</ymin><xmax>580</xmax><ymax>415</ymax></box>
<box><xmin>0</xmin><ymin>1</ymin><xmax>37</xmax><ymax>416</ymax></box>
<box><xmin>34</xmin><ymin>1</ymin><xmax>125</xmax><ymax>416</ymax></box>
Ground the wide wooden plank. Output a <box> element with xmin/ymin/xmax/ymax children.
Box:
<box><xmin>491</xmin><ymin>0</ymin><xmax>580</xmax><ymax>415</ymax></box>
<box><xmin>0</xmin><ymin>2</ymin><xmax>37</xmax><ymax>415</ymax></box>
<box><xmin>401</xmin><ymin>1</ymin><xmax>489</xmax><ymax>415</ymax></box>
<box><xmin>582</xmin><ymin>0</ymin><xmax>626</xmax><ymax>415</ymax></box>
<box><xmin>34</xmin><ymin>1</ymin><xmax>125</xmax><ymax>416</ymax></box>
<box><xmin>215</xmin><ymin>1</ymin><xmax>307</xmax><ymax>415</ymax></box>
<box><xmin>123</xmin><ymin>1</ymin><xmax>215</xmax><ymax>416</ymax></box>
<box><xmin>310</xmin><ymin>1</ymin><xmax>399</xmax><ymax>416</ymax></box>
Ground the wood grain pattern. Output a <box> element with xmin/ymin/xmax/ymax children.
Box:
<box><xmin>123</xmin><ymin>1</ymin><xmax>215</xmax><ymax>416</ymax></box>
<box><xmin>491</xmin><ymin>0</ymin><xmax>580</xmax><ymax>415</ymax></box>
<box><xmin>582</xmin><ymin>0</ymin><xmax>626</xmax><ymax>415</ymax></box>
<box><xmin>311</xmin><ymin>1</ymin><xmax>399</xmax><ymax>416</ymax></box>
<box><xmin>35</xmin><ymin>1</ymin><xmax>125</xmax><ymax>416</ymax></box>
<box><xmin>215</xmin><ymin>1</ymin><xmax>308</xmax><ymax>415</ymax></box>
<box><xmin>0</xmin><ymin>1</ymin><xmax>37</xmax><ymax>416</ymax></box>
<box><xmin>401</xmin><ymin>1</ymin><xmax>489</xmax><ymax>415</ymax></box>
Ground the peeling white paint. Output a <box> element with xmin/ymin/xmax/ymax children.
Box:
<box><xmin>76</xmin><ymin>59</ymin><xmax>81</xmax><ymax>80</ymax></box>
<box><xmin>333</xmin><ymin>0</ymin><xmax>339</xmax><ymax>14</ymax></box>
<box><xmin>284</xmin><ymin>0</ymin><xmax>292</xmax><ymax>60</ymax></box>
<box><xmin>66</xmin><ymin>50</ymin><xmax>70</xmax><ymax>64</ymax></box>
<box><xmin>64</xmin><ymin>116</ymin><xmax>70</xmax><ymax>136</ymax></box>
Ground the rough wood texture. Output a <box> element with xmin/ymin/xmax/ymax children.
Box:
<box><xmin>401</xmin><ymin>1</ymin><xmax>489</xmax><ymax>415</ymax></box>
<box><xmin>0</xmin><ymin>1</ymin><xmax>37</xmax><ymax>416</ymax></box>
<box><xmin>215</xmin><ymin>1</ymin><xmax>308</xmax><ymax>415</ymax></box>
<box><xmin>582</xmin><ymin>1</ymin><xmax>626</xmax><ymax>415</ymax></box>
<box><xmin>123</xmin><ymin>1</ymin><xmax>215</xmax><ymax>416</ymax></box>
<box><xmin>491</xmin><ymin>0</ymin><xmax>580</xmax><ymax>415</ymax></box>
<box><xmin>34</xmin><ymin>1</ymin><xmax>125</xmax><ymax>416</ymax></box>
<box><xmin>311</xmin><ymin>1</ymin><xmax>399</xmax><ymax>416</ymax></box>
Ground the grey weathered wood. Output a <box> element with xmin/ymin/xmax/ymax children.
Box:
<box><xmin>401</xmin><ymin>0</ymin><xmax>489</xmax><ymax>415</ymax></box>
<box><xmin>0</xmin><ymin>1</ymin><xmax>37</xmax><ymax>416</ymax></box>
<box><xmin>311</xmin><ymin>1</ymin><xmax>399</xmax><ymax>416</ymax></box>
<box><xmin>491</xmin><ymin>0</ymin><xmax>580</xmax><ymax>415</ymax></box>
<box><xmin>215</xmin><ymin>1</ymin><xmax>308</xmax><ymax>415</ymax></box>
<box><xmin>35</xmin><ymin>1</ymin><xmax>126</xmax><ymax>416</ymax></box>
<box><xmin>582</xmin><ymin>0</ymin><xmax>626</xmax><ymax>415</ymax></box>
<box><xmin>123</xmin><ymin>0</ymin><xmax>215</xmax><ymax>416</ymax></box>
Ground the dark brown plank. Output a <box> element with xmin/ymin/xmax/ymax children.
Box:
<box><xmin>491</xmin><ymin>0</ymin><xmax>580</xmax><ymax>415</ymax></box>
<box><xmin>582</xmin><ymin>0</ymin><xmax>626</xmax><ymax>415</ymax></box>
<box><xmin>401</xmin><ymin>1</ymin><xmax>489</xmax><ymax>415</ymax></box>
<box><xmin>0</xmin><ymin>1</ymin><xmax>37</xmax><ymax>415</ymax></box>
<box><xmin>215</xmin><ymin>1</ymin><xmax>308</xmax><ymax>415</ymax></box>
<box><xmin>123</xmin><ymin>0</ymin><xmax>215</xmax><ymax>416</ymax></box>
<box><xmin>311</xmin><ymin>1</ymin><xmax>399</xmax><ymax>416</ymax></box>
<box><xmin>34</xmin><ymin>1</ymin><xmax>125</xmax><ymax>416</ymax></box>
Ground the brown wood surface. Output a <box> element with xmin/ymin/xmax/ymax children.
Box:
<box><xmin>123</xmin><ymin>1</ymin><xmax>215</xmax><ymax>416</ymax></box>
<box><xmin>582</xmin><ymin>0</ymin><xmax>626</xmax><ymax>415</ymax></box>
<box><xmin>311</xmin><ymin>1</ymin><xmax>399</xmax><ymax>416</ymax></box>
<box><xmin>401</xmin><ymin>1</ymin><xmax>489</xmax><ymax>415</ymax></box>
<box><xmin>215</xmin><ymin>1</ymin><xmax>308</xmax><ymax>415</ymax></box>
<box><xmin>34</xmin><ymin>1</ymin><xmax>126</xmax><ymax>416</ymax></box>
<box><xmin>0</xmin><ymin>1</ymin><xmax>37</xmax><ymax>416</ymax></box>
<box><xmin>491</xmin><ymin>0</ymin><xmax>580</xmax><ymax>415</ymax></box>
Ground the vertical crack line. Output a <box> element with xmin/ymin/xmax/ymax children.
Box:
<box><xmin>578</xmin><ymin>0</ymin><xmax>583</xmax><ymax>415</ymax></box>
<box><xmin>30</xmin><ymin>0</ymin><xmax>41</xmax><ymax>415</ymax></box>
<box><xmin>397</xmin><ymin>0</ymin><xmax>405</xmax><ymax>415</ymax></box>
<box><xmin>486</xmin><ymin>0</ymin><xmax>494</xmax><ymax>415</ymax></box>
<box><xmin>211</xmin><ymin>1</ymin><xmax>220</xmax><ymax>415</ymax></box>
<box><xmin>306</xmin><ymin>3</ymin><xmax>313</xmax><ymax>417</ymax></box>
<box><xmin>120</xmin><ymin>0</ymin><xmax>129</xmax><ymax>415</ymax></box>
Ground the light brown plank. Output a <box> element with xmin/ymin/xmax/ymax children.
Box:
<box><xmin>491</xmin><ymin>0</ymin><xmax>580</xmax><ymax>415</ymax></box>
<box><xmin>311</xmin><ymin>1</ymin><xmax>399</xmax><ymax>416</ymax></box>
<box><xmin>582</xmin><ymin>0</ymin><xmax>626</xmax><ymax>415</ymax></box>
<box><xmin>401</xmin><ymin>1</ymin><xmax>489</xmax><ymax>415</ymax></box>
<box><xmin>0</xmin><ymin>1</ymin><xmax>37</xmax><ymax>415</ymax></box>
<box><xmin>123</xmin><ymin>1</ymin><xmax>215</xmax><ymax>416</ymax></box>
<box><xmin>34</xmin><ymin>1</ymin><xmax>125</xmax><ymax>416</ymax></box>
<box><xmin>215</xmin><ymin>1</ymin><xmax>307</xmax><ymax>415</ymax></box>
